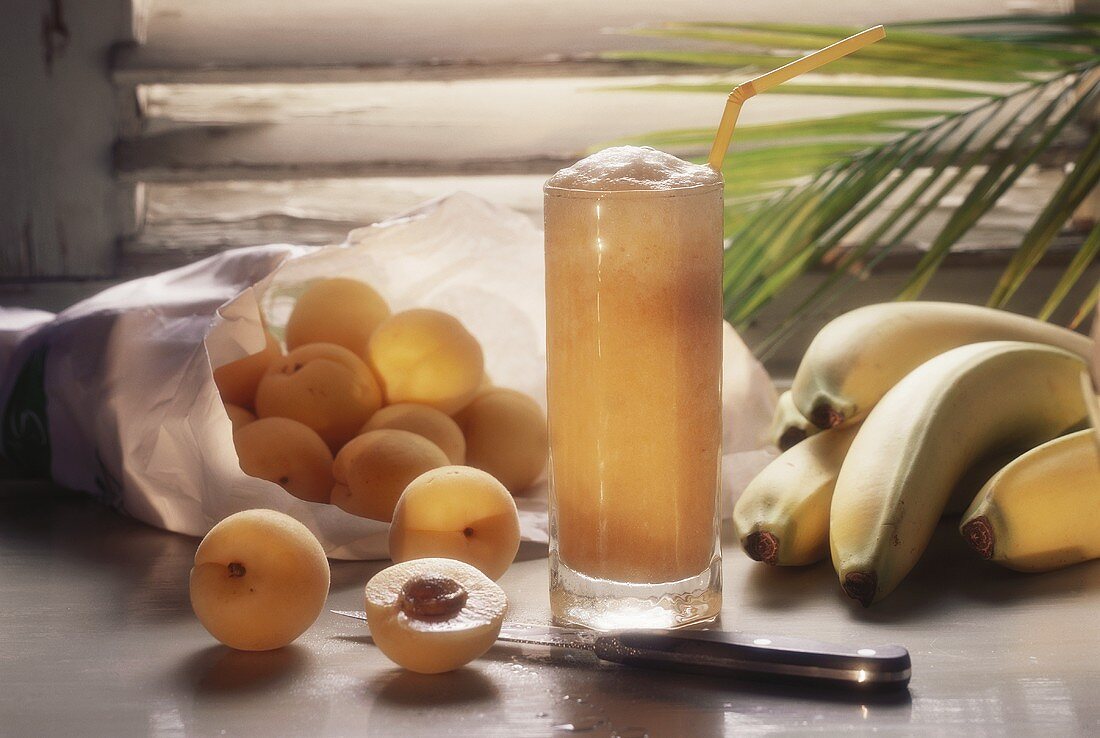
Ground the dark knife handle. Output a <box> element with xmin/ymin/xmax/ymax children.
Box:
<box><xmin>592</xmin><ymin>629</ymin><xmax>910</xmax><ymax>691</ymax></box>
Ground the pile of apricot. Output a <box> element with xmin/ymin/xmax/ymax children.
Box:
<box><xmin>214</xmin><ymin>277</ymin><xmax>547</xmax><ymax>516</ymax></box>
<box><xmin>198</xmin><ymin>278</ymin><xmax>549</xmax><ymax>667</ymax></box>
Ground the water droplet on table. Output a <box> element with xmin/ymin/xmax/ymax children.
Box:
<box><xmin>551</xmin><ymin>715</ymin><xmax>605</xmax><ymax>731</ymax></box>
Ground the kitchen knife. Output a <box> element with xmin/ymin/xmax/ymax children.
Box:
<box><xmin>332</xmin><ymin>610</ymin><xmax>911</xmax><ymax>691</ymax></box>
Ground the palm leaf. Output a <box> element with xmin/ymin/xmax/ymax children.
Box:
<box><xmin>722</xmin><ymin>65</ymin><xmax>1100</xmax><ymax>346</ymax></box>
<box><xmin>755</xmin><ymin>101</ymin><xmax>1008</xmax><ymax>355</ymax></box>
<box><xmin>895</xmin><ymin>76</ymin><xmax>1088</xmax><ymax>300</ymax></box>
<box><xmin>1069</xmin><ymin>279</ymin><xmax>1100</xmax><ymax>330</ymax></box>
<box><xmin>612</xmin><ymin>82</ymin><xmax>989</xmax><ymax>99</ymax></box>
<box><xmin>607</xmin><ymin>19</ymin><xmax>1096</xmax><ymax>82</ymax></box>
<box><xmin>607</xmin><ymin>17</ymin><xmax>1100</xmax><ymax>351</ymax></box>
<box><xmin>745</xmin><ymin>68</ymin><xmax>1099</xmax><ymax>350</ymax></box>
<box><xmin>989</xmin><ymin>120</ymin><xmax>1100</xmax><ymax>307</ymax></box>
<box><xmin>1039</xmin><ymin>219</ymin><xmax>1100</xmax><ymax>321</ymax></box>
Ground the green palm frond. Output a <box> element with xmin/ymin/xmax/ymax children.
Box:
<box><xmin>610</xmin><ymin>82</ymin><xmax>990</xmax><ymax>99</ymax></box>
<box><xmin>1070</xmin><ymin>278</ymin><xmax>1100</xmax><ymax>330</ymax></box>
<box><xmin>1040</xmin><ymin>219</ymin><xmax>1100</xmax><ymax>321</ymax></box>
<box><xmin>604</xmin><ymin>17</ymin><xmax>1100</xmax><ymax>354</ymax></box>
<box><xmin>606</xmin><ymin>19</ymin><xmax>1096</xmax><ymax>82</ymax></box>
<box><xmin>741</xmin><ymin>68</ymin><xmax>1100</xmax><ymax>357</ymax></box>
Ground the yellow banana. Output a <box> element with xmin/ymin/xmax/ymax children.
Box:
<box><xmin>791</xmin><ymin>302</ymin><xmax>1092</xmax><ymax>429</ymax></box>
<box><xmin>961</xmin><ymin>429</ymin><xmax>1100</xmax><ymax>572</ymax></box>
<box><xmin>734</xmin><ymin>424</ymin><xmax>859</xmax><ymax>566</ymax></box>
<box><xmin>738</xmin><ymin>423</ymin><xmax>980</xmax><ymax>568</ymax></box>
<box><xmin>770</xmin><ymin>390</ymin><xmax>821</xmax><ymax>451</ymax></box>
<box><xmin>830</xmin><ymin>341</ymin><xmax>1089</xmax><ymax>606</ymax></box>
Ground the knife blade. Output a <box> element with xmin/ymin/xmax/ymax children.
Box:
<box><xmin>331</xmin><ymin>610</ymin><xmax>911</xmax><ymax>691</ymax></box>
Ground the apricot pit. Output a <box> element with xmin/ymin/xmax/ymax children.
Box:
<box><xmin>364</xmin><ymin>558</ymin><xmax>506</xmax><ymax>674</ymax></box>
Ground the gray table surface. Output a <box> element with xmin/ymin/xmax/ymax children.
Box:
<box><xmin>2</xmin><ymin>481</ymin><xmax>1098</xmax><ymax>737</ymax></box>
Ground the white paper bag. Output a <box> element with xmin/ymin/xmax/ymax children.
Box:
<box><xmin>0</xmin><ymin>193</ymin><xmax>777</xmax><ymax>559</ymax></box>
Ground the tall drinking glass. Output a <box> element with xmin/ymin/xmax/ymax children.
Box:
<box><xmin>544</xmin><ymin>147</ymin><xmax>724</xmax><ymax>630</ymax></box>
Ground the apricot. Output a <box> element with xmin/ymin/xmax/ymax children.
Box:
<box><xmin>390</xmin><ymin>466</ymin><xmax>520</xmax><ymax>580</ymax></box>
<box><xmin>255</xmin><ymin>342</ymin><xmax>382</xmax><ymax>451</ymax></box>
<box><xmin>212</xmin><ymin>329</ymin><xmax>282</xmax><ymax>409</ymax></box>
<box><xmin>477</xmin><ymin>372</ymin><xmax>493</xmax><ymax>393</ymax></box>
<box><xmin>364</xmin><ymin>558</ymin><xmax>506</xmax><ymax>674</ymax></box>
<box><xmin>453</xmin><ymin>389</ymin><xmax>547</xmax><ymax>492</ymax></box>
<box><xmin>285</xmin><ymin>278</ymin><xmax>391</xmax><ymax>355</ymax></box>
<box><xmin>367</xmin><ymin>309</ymin><xmax>484</xmax><ymax>414</ymax></box>
<box><xmin>331</xmin><ymin>430</ymin><xmax>449</xmax><ymax>522</ymax></box>
<box><xmin>362</xmin><ymin>403</ymin><xmax>466</xmax><ymax>464</ymax></box>
<box><xmin>224</xmin><ymin>403</ymin><xmax>256</xmax><ymax>432</ymax></box>
<box><xmin>233</xmin><ymin>418</ymin><xmax>334</xmax><ymax>504</ymax></box>
<box><xmin>190</xmin><ymin>509</ymin><xmax>330</xmax><ymax>651</ymax></box>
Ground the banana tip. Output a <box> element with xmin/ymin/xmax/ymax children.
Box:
<box><xmin>777</xmin><ymin>427</ymin><xmax>808</xmax><ymax>451</ymax></box>
<box><xmin>961</xmin><ymin>516</ymin><xmax>994</xmax><ymax>559</ymax></box>
<box><xmin>744</xmin><ymin>531</ymin><xmax>779</xmax><ymax>565</ymax></box>
<box><xmin>842</xmin><ymin>572</ymin><xmax>877</xmax><ymax>607</ymax></box>
<box><xmin>809</xmin><ymin>404</ymin><xmax>845</xmax><ymax>430</ymax></box>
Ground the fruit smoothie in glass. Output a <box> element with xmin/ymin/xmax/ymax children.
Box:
<box><xmin>544</xmin><ymin>146</ymin><xmax>724</xmax><ymax>629</ymax></box>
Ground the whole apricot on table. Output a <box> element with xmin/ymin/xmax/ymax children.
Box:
<box><xmin>224</xmin><ymin>403</ymin><xmax>256</xmax><ymax>432</ymax></box>
<box><xmin>285</xmin><ymin>278</ymin><xmax>390</xmax><ymax>355</ymax></box>
<box><xmin>331</xmin><ymin>430</ymin><xmax>449</xmax><ymax>522</ymax></box>
<box><xmin>233</xmin><ymin>417</ymin><xmax>334</xmax><ymax>504</ymax></box>
<box><xmin>364</xmin><ymin>558</ymin><xmax>506</xmax><ymax>674</ymax></box>
<box><xmin>212</xmin><ymin>329</ymin><xmax>282</xmax><ymax>409</ymax></box>
<box><xmin>454</xmin><ymin>388</ymin><xmax>547</xmax><ymax>492</ymax></box>
<box><xmin>362</xmin><ymin>403</ymin><xmax>466</xmax><ymax>464</ymax></box>
<box><xmin>390</xmin><ymin>466</ymin><xmax>520</xmax><ymax>580</ymax></box>
<box><xmin>367</xmin><ymin>309</ymin><xmax>484</xmax><ymax>415</ymax></box>
<box><xmin>190</xmin><ymin>509</ymin><xmax>330</xmax><ymax>651</ymax></box>
<box><xmin>255</xmin><ymin>342</ymin><xmax>382</xmax><ymax>451</ymax></box>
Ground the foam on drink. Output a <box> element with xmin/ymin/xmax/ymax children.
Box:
<box><xmin>546</xmin><ymin>146</ymin><xmax>722</xmax><ymax>192</ymax></box>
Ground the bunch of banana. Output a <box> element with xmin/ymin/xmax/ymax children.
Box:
<box><xmin>734</xmin><ymin>424</ymin><xmax>858</xmax><ymax>566</ymax></box>
<box><xmin>769</xmin><ymin>390</ymin><xmax>820</xmax><ymax>451</ymax></box>
<box><xmin>739</xmin><ymin>299</ymin><xmax>1098</xmax><ymax>606</ymax></box>
<box><xmin>737</xmin><ymin>420</ymin><xmax>993</xmax><ymax>570</ymax></box>
<box><xmin>961</xmin><ymin>430</ymin><xmax>1100</xmax><ymax>572</ymax></box>
<box><xmin>789</xmin><ymin>302</ymin><xmax>1092</xmax><ymax>430</ymax></box>
<box><xmin>829</xmin><ymin>341</ymin><xmax>1088</xmax><ymax>606</ymax></box>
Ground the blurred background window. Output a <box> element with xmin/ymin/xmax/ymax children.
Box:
<box><xmin>2</xmin><ymin>0</ymin><xmax>1097</xmax><ymax>371</ymax></box>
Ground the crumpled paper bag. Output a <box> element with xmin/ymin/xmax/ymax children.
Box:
<box><xmin>0</xmin><ymin>192</ymin><xmax>777</xmax><ymax>559</ymax></box>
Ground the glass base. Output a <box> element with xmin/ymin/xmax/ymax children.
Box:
<box><xmin>549</xmin><ymin>554</ymin><xmax>722</xmax><ymax>631</ymax></box>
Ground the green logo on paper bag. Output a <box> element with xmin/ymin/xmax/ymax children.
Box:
<box><xmin>1</xmin><ymin>345</ymin><xmax>51</xmax><ymax>476</ymax></box>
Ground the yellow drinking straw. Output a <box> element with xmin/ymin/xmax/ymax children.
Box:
<box><xmin>707</xmin><ymin>25</ymin><xmax>887</xmax><ymax>171</ymax></box>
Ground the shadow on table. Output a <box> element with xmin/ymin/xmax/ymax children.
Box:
<box><xmin>0</xmin><ymin>487</ymin><xmax>197</xmax><ymax>621</ymax></box>
<box><xmin>369</xmin><ymin>666</ymin><xmax>501</xmax><ymax>707</ymax></box>
<box><xmin>173</xmin><ymin>644</ymin><xmax>313</xmax><ymax>696</ymax></box>
<box><xmin>329</xmin><ymin>559</ymin><xmax>387</xmax><ymax>592</ymax></box>
<box><xmin>739</xmin><ymin>517</ymin><xmax>1100</xmax><ymax>623</ymax></box>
